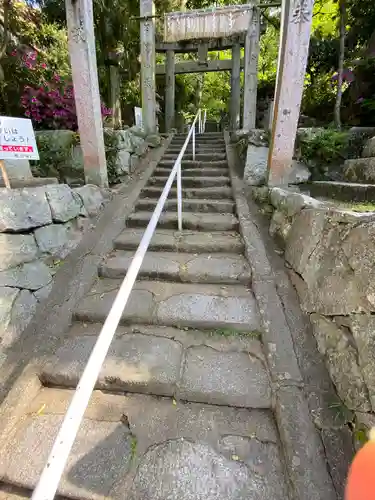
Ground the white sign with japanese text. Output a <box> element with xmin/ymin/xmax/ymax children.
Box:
<box><xmin>0</xmin><ymin>116</ymin><xmax>39</xmax><ymax>160</ymax></box>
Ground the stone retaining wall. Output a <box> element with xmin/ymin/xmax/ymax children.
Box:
<box><xmin>35</xmin><ymin>127</ymin><xmax>161</xmax><ymax>185</ymax></box>
<box><xmin>0</xmin><ymin>183</ymin><xmax>109</xmax><ymax>349</ymax></box>
<box><xmin>258</xmin><ymin>186</ymin><xmax>375</xmax><ymax>429</ymax></box>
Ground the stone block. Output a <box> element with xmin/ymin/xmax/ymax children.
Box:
<box><xmin>342</xmin><ymin>222</ymin><xmax>375</xmax><ymax>310</ymax></box>
<box><xmin>33</xmin><ymin>282</ymin><xmax>53</xmax><ymax>302</ymax></box>
<box><xmin>0</xmin><ymin>260</ymin><xmax>52</xmax><ymax>290</ymax></box>
<box><xmin>310</xmin><ymin>314</ymin><xmax>371</xmax><ymax>411</ymax></box>
<box><xmin>362</xmin><ymin>136</ymin><xmax>375</xmax><ymax>158</ymax></box>
<box><xmin>130</xmin><ymin>155</ymin><xmax>140</xmax><ymax>172</ymax></box>
<box><xmin>285</xmin><ymin>208</ymin><xmax>328</xmax><ymax>275</ymax></box>
<box><xmin>74</xmin><ymin>185</ymin><xmax>105</xmax><ymax>216</ymax></box>
<box><xmin>34</xmin><ymin>224</ymin><xmax>72</xmax><ymax>258</ymax></box>
<box><xmin>130</xmin><ymin>439</ymin><xmax>280</xmax><ymax>500</ymax></box>
<box><xmin>45</xmin><ymin>184</ymin><xmax>83</xmax><ymax>222</ymax></box>
<box><xmin>179</xmin><ymin>346</ymin><xmax>271</xmax><ymax>408</ymax></box>
<box><xmin>0</xmin><ymin>188</ymin><xmax>52</xmax><ymax>232</ymax></box>
<box><xmin>320</xmin><ymin>427</ymin><xmax>354</xmax><ymax>499</ymax></box>
<box><xmin>115</xmin><ymin>150</ymin><xmax>130</xmax><ymax>175</ymax></box>
<box><xmin>269</xmin><ymin>210</ymin><xmax>292</xmax><ymax>244</ymax></box>
<box><xmin>270</xmin><ymin>188</ymin><xmax>321</xmax><ymax>217</ymax></box>
<box><xmin>0</xmin><ymin>234</ymin><xmax>38</xmax><ymax>271</ymax></box>
<box><xmin>243</xmin><ymin>145</ymin><xmax>268</xmax><ymax>186</ymax></box>
<box><xmin>0</xmin><ymin>414</ymin><xmax>132</xmax><ymax>499</ymax></box>
<box><xmin>0</xmin><ymin>287</ymin><xmax>37</xmax><ymax>347</ymax></box>
<box><xmin>348</xmin><ymin>315</ymin><xmax>375</xmax><ymax>410</ymax></box>
<box><xmin>275</xmin><ymin>385</ymin><xmax>337</xmax><ymax>500</ymax></box>
<box><xmin>344</xmin><ymin>157</ymin><xmax>375</xmax><ymax>183</ymax></box>
<box><xmin>134</xmin><ymin>141</ymin><xmax>148</xmax><ymax>157</ymax></box>
<box><xmin>42</xmin><ymin>334</ymin><xmax>183</xmax><ymax>396</ymax></box>
<box><xmin>2</xmin><ymin>159</ymin><xmax>33</xmax><ymax>180</ymax></box>
<box><xmin>146</xmin><ymin>134</ymin><xmax>161</xmax><ymax>148</ymax></box>
<box><xmin>156</xmin><ymin>290</ymin><xmax>261</xmax><ymax>332</ymax></box>
<box><xmin>288</xmin><ymin>160</ymin><xmax>311</xmax><ymax>184</ymax></box>
<box><xmin>286</xmin><ymin>210</ymin><xmax>375</xmax><ymax>315</ymax></box>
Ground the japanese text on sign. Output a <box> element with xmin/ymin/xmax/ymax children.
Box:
<box><xmin>0</xmin><ymin>116</ymin><xmax>39</xmax><ymax>160</ymax></box>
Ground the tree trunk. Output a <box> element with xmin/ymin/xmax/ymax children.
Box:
<box><xmin>110</xmin><ymin>64</ymin><xmax>122</xmax><ymax>128</ymax></box>
<box><xmin>334</xmin><ymin>0</ymin><xmax>346</xmax><ymax>129</ymax></box>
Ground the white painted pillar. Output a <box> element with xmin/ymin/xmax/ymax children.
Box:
<box><xmin>230</xmin><ymin>42</ymin><xmax>241</xmax><ymax>130</ymax></box>
<box><xmin>243</xmin><ymin>6</ymin><xmax>260</xmax><ymax>130</ymax></box>
<box><xmin>165</xmin><ymin>50</ymin><xmax>175</xmax><ymax>131</ymax></box>
<box><xmin>140</xmin><ymin>0</ymin><xmax>157</xmax><ymax>135</ymax></box>
<box><xmin>65</xmin><ymin>0</ymin><xmax>108</xmax><ymax>187</ymax></box>
<box><xmin>267</xmin><ymin>0</ymin><xmax>314</xmax><ymax>186</ymax></box>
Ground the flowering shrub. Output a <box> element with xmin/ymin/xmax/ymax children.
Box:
<box><xmin>12</xmin><ymin>48</ymin><xmax>111</xmax><ymax>130</ymax></box>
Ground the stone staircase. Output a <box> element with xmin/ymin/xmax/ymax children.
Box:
<box><xmin>0</xmin><ymin>133</ymin><xmax>293</xmax><ymax>499</ymax></box>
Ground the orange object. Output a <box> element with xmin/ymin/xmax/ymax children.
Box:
<box><xmin>346</xmin><ymin>428</ymin><xmax>375</xmax><ymax>500</ymax></box>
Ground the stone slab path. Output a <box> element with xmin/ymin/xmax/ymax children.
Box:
<box><xmin>0</xmin><ymin>133</ymin><xmax>340</xmax><ymax>499</ymax></box>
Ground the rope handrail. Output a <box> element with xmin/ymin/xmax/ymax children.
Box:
<box><xmin>31</xmin><ymin>109</ymin><xmax>204</xmax><ymax>500</ymax></box>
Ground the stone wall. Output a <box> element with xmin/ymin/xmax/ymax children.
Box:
<box><xmin>35</xmin><ymin>127</ymin><xmax>161</xmax><ymax>185</ymax></box>
<box><xmin>0</xmin><ymin>183</ymin><xmax>109</xmax><ymax>349</ymax></box>
<box><xmin>258</xmin><ymin>186</ymin><xmax>375</xmax><ymax>431</ymax></box>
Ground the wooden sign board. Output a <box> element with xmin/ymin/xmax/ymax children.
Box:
<box><xmin>0</xmin><ymin>117</ymin><xmax>39</xmax><ymax>188</ymax></box>
<box><xmin>164</xmin><ymin>4</ymin><xmax>254</xmax><ymax>42</ymax></box>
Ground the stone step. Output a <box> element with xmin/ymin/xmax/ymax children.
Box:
<box><xmin>175</xmin><ymin>132</ymin><xmax>224</xmax><ymax>138</ymax></box>
<box><xmin>127</xmin><ymin>211</ymin><xmax>239</xmax><ymax>231</ymax></box>
<box><xmin>140</xmin><ymin>185</ymin><xmax>233</xmax><ymax>199</ymax></box>
<box><xmin>136</xmin><ymin>198</ymin><xmax>235</xmax><ymax>213</ymax></box>
<box><xmin>74</xmin><ymin>278</ymin><xmax>261</xmax><ymax>332</ymax></box>
<box><xmin>171</xmin><ymin>139</ymin><xmax>226</xmax><ymax>147</ymax></box>
<box><xmin>100</xmin><ymin>250</ymin><xmax>251</xmax><ymax>284</ymax></box>
<box><xmin>154</xmin><ymin>167</ymin><xmax>228</xmax><ymax>178</ymax></box>
<box><xmin>163</xmin><ymin>153</ymin><xmax>226</xmax><ymax>161</ymax></box>
<box><xmin>114</xmin><ymin>229</ymin><xmax>244</xmax><ymax>253</ymax></box>
<box><xmin>158</xmin><ymin>159</ymin><xmax>228</xmax><ymax>169</ymax></box>
<box><xmin>0</xmin><ymin>377</ymin><xmax>286</xmax><ymax>500</ymax></box>
<box><xmin>42</xmin><ymin>325</ymin><xmax>269</xmax><ymax>406</ymax></box>
<box><xmin>149</xmin><ymin>176</ymin><xmax>230</xmax><ymax>188</ymax></box>
<box><xmin>166</xmin><ymin>146</ymin><xmax>226</xmax><ymax>154</ymax></box>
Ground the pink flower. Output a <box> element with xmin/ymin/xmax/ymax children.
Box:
<box><xmin>53</xmin><ymin>74</ymin><xmax>61</xmax><ymax>82</ymax></box>
<box><xmin>10</xmin><ymin>50</ymin><xmax>17</xmax><ymax>56</ymax></box>
<box><xmin>41</xmin><ymin>63</ymin><xmax>47</xmax><ymax>69</ymax></box>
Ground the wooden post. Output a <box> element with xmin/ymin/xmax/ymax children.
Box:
<box><xmin>165</xmin><ymin>50</ymin><xmax>175</xmax><ymax>131</ymax></box>
<box><xmin>0</xmin><ymin>160</ymin><xmax>11</xmax><ymax>188</ymax></box>
<box><xmin>243</xmin><ymin>6</ymin><xmax>260</xmax><ymax>130</ymax></box>
<box><xmin>230</xmin><ymin>42</ymin><xmax>241</xmax><ymax>130</ymax></box>
<box><xmin>65</xmin><ymin>0</ymin><xmax>108</xmax><ymax>187</ymax></box>
<box><xmin>140</xmin><ymin>0</ymin><xmax>157</xmax><ymax>135</ymax></box>
<box><xmin>267</xmin><ymin>0</ymin><xmax>314</xmax><ymax>186</ymax></box>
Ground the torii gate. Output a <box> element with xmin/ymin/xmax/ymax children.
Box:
<box><xmin>139</xmin><ymin>1</ymin><xmax>261</xmax><ymax>134</ymax></box>
<box><xmin>64</xmin><ymin>0</ymin><xmax>314</xmax><ymax>188</ymax></box>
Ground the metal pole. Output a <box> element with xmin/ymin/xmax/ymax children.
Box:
<box><xmin>198</xmin><ymin>109</ymin><xmax>201</xmax><ymax>134</ymax></box>
<box><xmin>177</xmin><ymin>161</ymin><xmax>182</xmax><ymax>231</ymax></box>
<box><xmin>192</xmin><ymin>123</ymin><xmax>196</xmax><ymax>161</ymax></box>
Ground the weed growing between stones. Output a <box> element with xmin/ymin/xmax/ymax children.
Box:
<box><xmin>208</xmin><ymin>328</ymin><xmax>262</xmax><ymax>340</ymax></box>
<box><xmin>130</xmin><ymin>436</ymin><xmax>137</xmax><ymax>461</ymax></box>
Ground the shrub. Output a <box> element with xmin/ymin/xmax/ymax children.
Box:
<box><xmin>15</xmin><ymin>49</ymin><xmax>111</xmax><ymax>130</ymax></box>
<box><xmin>299</xmin><ymin>129</ymin><xmax>348</xmax><ymax>166</ymax></box>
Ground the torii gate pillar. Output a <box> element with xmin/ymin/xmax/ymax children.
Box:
<box><xmin>65</xmin><ymin>0</ymin><xmax>108</xmax><ymax>187</ymax></box>
<box><xmin>267</xmin><ymin>0</ymin><xmax>314</xmax><ymax>186</ymax></box>
<box><xmin>140</xmin><ymin>0</ymin><xmax>157</xmax><ymax>134</ymax></box>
